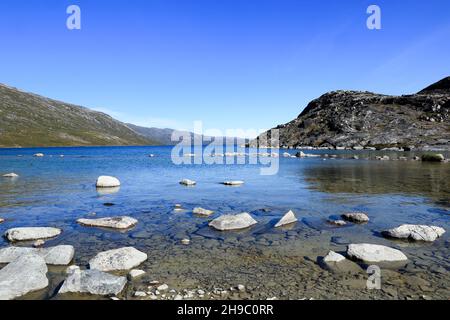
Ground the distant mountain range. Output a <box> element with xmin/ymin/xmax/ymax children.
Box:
<box><xmin>253</xmin><ymin>77</ymin><xmax>450</xmax><ymax>150</ymax></box>
<box><xmin>0</xmin><ymin>83</ymin><xmax>246</xmax><ymax>148</ymax></box>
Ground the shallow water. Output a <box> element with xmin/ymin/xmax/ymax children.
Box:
<box><xmin>0</xmin><ymin>146</ymin><xmax>449</xmax><ymax>300</ymax></box>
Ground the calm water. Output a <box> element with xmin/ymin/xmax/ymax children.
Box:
<box><xmin>0</xmin><ymin>146</ymin><xmax>449</xmax><ymax>300</ymax></box>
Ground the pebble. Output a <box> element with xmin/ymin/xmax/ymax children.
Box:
<box><xmin>134</xmin><ymin>291</ymin><xmax>147</xmax><ymax>297</ymax></box>
<box><xmin>157</xmin><ymin>284</ymin><xmax>169</xmax><ymax>291</ymax></box>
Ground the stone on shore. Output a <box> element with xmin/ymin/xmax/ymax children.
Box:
<box><xmin>209</xmin><ymin>213</ymin><xmax>257</xmax><ymax>231</ymax></box>
<box><xmin>274</xmin><ymin>210</ymin><xmax>297</xmax><ymax>228</ymax></box>
<box><xmin>2</xmin><ymin>173</ymin><xmax>19</xmax><ymax>178</ymax></box>
<box><xmin>180</xmin><ymin>179</ymin><xmax>196</xmax><ymax>186</ymax></box>
<box><xmin>59</xmin><ymin>266</ymin><xmax>127</xmax><ymax>296</ymax></box>
<box><xmin>96</xmin><ymin>176</ymin><xmax>121</xmax><ymax>188</ymax></box>
<box><xmin>222</xmin><ymin>181</ymin><xmax>244</xmax><ymax>186</ymax></box>
<box><xmin>4</xmin><ymin>227</ymin><xmax>62</xmax><ymax>242</ymax></box>
<box><xmin>77</xmin><ymin>216</ymin><xmax>138</xmax><ymax>230</ymax></box>
<box><xmin>341</xmin><ymin>212</ymin><xmax>369</xmax><ymax>223</ymax></box>
<box><xmin>0</xmin><ymin>245</ymin><xmax>75</xmax><ymax>265</ymax></box>
<box><xmin>347</xmin><ymin>243</ymin><xmax>408</xmax><ymax>263</ymax></box>
<box><xmin>0</xmin><ymin>254</ymin><xmax>49</xmax><ymax>300</ymax></box>
<box><xmin>382</xmin><ymin>224</ymin><xmax>445</xmax><ymax>242</ymax></box>
<box><xmin>193</xmin><ymin>207</ymin><xmax>214</xmax><ymax>216</ymax></box>
<box><xmin>89</xmin><ymin>247</ymin><xmax>148</xmax><ymax>272</ymax></box>
<box><xmin>128</xmin><ymin>269</ymin><xmax>146</xmax><ymax>279</ymax></box>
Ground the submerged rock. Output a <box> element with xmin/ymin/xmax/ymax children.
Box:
<box><xmin>0</xmin><ymin>245</ymin><xmax>75</xmax><ymax>265</ymax></box>
<box><xmin>77</xmin><ymin>216</ymin><xmax>138</xmax><ymax>229</ymax></box>
<box><xmin>59</xmin><ymin>266</ymin><xmax>127</xmax><ymax>296</ymax></box>
<box><xmin>222</xmin><ymin>181</ymin><xmax>244</xmax><ymax>186</ymax></box>
<box><xmin>2</xmin><ymin>173</ymin><xmax>19</xmax><ymax>178</ymax></box>
<box><xmin>209</xmin><ymin>213</ymin><xmax>257</xmax><ymax>231</ymax></box>
<box><xmin>347</xmin><ymin>243</ymin><xmax>408</xmax><ymax>263</ymax></box>
<box><xmin>327</xmin><ymin>219</ymin><xmax>347</xmax><ymax>226</ymax></box>
<box><xmin>341</xmin><ymin>212</ymin><xmax>369</xmax><ymax>223</ymax></box>
<box><xmin>4</xmin><ymin>227</ymin><xmax>62</xmax><ymax>242</ymax></box>
<box><xmin>0</xmin><ymin>254</ymin><xmax>49</xmax><ymax>300</ymax></box>
<box><xmin>274</xmin><ymin>210</ymin><xmax>298</xmax><ymax>228</ymax></box>
<box><xmin>382</xmin><ymin>224</ymin><xmax>445</xmax><ymax>242</ymax></box>
<box><xmin>89</xmin><ymin>247</ymin><xmax>148</xmax><ymax>272</ymax></box>
<box><xmin>180</xmin><ymin>179</ymin><xmax>196</xmax><ymax>186</ymax></box>
<box><xmin>192</xmin><ymin>207</ymin><xmax>214</xmax><ymax>216</ymax></box>
<box><xmin>96</xmin><ymin>176</ymin><xmax>121</xmax><ymax>188</ymax></box>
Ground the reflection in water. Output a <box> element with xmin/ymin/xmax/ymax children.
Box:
<box><xmin>302</xmin><ymin>161</ymin><xmax>450</xmax><ymax>206</ymax></box>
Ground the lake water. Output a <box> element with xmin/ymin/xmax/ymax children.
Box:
<box><xmin>0</xmin><ymin>146</ymin><xmax>449</xmax><ymax>300</ymax></box>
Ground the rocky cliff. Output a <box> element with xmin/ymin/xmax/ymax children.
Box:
<box><xmin>253</xmin><ymin>77</ymin><xmax>450</xmax><ymax>150</ymax></box>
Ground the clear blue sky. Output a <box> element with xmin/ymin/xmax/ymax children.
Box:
<box><xmin>0</xmin><ymin>0</ymin><xmax>449</xmax><ymax>136</ymax></box>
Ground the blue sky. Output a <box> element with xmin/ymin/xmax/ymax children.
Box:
<box><xmin>0</xmin><ymin>0</ymin><xmax>449</xmax><ymax>136</ymax></box>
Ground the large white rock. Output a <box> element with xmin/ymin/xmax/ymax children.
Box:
<box><xmin>193</xmin><ymin>207</ymin><xmax>214</xmax><ymax>216</ymax></box>
<box><xmin>0</xmin><ymin>245</ymin><xmax>75</xmax><ymax>266</ymax></box>
<box><xmin>4</xmin><ymin>227</ymin><xmax>62</xmax><ymax>242</ymax></box>
<box><xmin>222</xmin><ymin>181</ymin><xmax>244</xmax><ymax>186</ymax></box>
<box><xmin>274</xmin><ymin>210</ymin><xmax>297</xmax><ymax>228</ymax></box>
<box><xmin>96</xmin><ymin>176</ymin><xmax>121</xmax><ymax>188</ymax></box>
<box><xmin>323</xmin><ymin>251</ymin><xmax>346</xmax><ymax>263</ymax></box>
<box><xmin>383</xmin><ymin>225</ymin><xmax>445</xmax><ymax>242</ymax></box>
<box><xmin>179</xmin><ymin>179</ymin><xmax>196</xmax><ymax>186</ymax></box>
<box><xmin>2</xmin><ymin>173</ymin><xmax>19</xmax><ymax>178</ymax></box>
<box><xmin>341</xmin><ymin>212</ymin><xmax>369</xmax><ymax>223</ymax></box>
<box><xmin>89</xmin><ymin>247</ymin><xmax>148</xmax><ymax>272</ymax></box>
<box><xmin>347</xmin><ymin>244</ymin><xmax>408</xmax><ymax>263</ymax></box>
<box><xmin>77</xmin><ymin>216</ymin><xmax>138</xmax><ymax>229</ymax></box>
<box><xmin>0</xmin><ymin>254</ymin><xmax>49</xmax><ymax>300</ymax></box>
<box><xmin>59</xmin><ymin>266</ymin><xmax>127</xmax><ymax>296</ymax></box>
<box><xmin>209</xmin><ymin>213</ymin><xmax>257</xmax><ymax>231</ymax></box>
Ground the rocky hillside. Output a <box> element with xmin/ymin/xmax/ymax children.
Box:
<box><xmin>0</xmin><ymin>84</ymin><xmax>158</xmax><ymax>147</ymax></box>
<box><xmin>254</xmin><ymin>77</ymin><xmax>450</xmax><ymax>150</ymax></box>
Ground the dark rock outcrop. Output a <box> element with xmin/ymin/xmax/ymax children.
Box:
<box><xmin>253</xmin><ymin>77</ymin><xmax>450</xmax><ymax>150</ymax></box>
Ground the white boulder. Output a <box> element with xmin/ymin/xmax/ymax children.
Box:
<box><xmin>59</xmin><ymin>266</ymin><xmax>127</xmax><ymax>296</ymax></box>
<box><xmin>0</xmin><ymin>254</ymin><xmax>49</xmax><ymax>300</ymax></box>
<box><xmin>323</xmin><ymin>251</ymin><xmax>346</xmax><ymax>263</ymax></box>
<box><xmin>2</xmin><ymin>173</ymin><xmax>19</xmax><ymax>178</ymax></box>
<box><xmin>222</xmin><ymin>181</ymin><xmax>244</xmax><ymax>186</ymax></box>
<box><xmin>193</xmin><ymin>207</ymin><xmax>214</xmax><ymax>216</ymax></box>
<box><xmin>274</xmin><ymin>210</ymin><xmax>298</xmax><ymax>228</ymax></box>
<box><xmin>89</xmin><ymin>247</ymin><xmax>148</xmax><ymax>272</ymax></box>
<box><xmin>180</xmin><ymin>179</ymin><xmax>196</xmax><ymax>186</ymax></box>
<box><xmin>341</xmin><ymin>212</ymin><xmax>369</xmax><ymax>223</ymax></box>
<box><xmin>4</xmin><ymin>227</ymin><xmax>62</xmax><ymax>242</ymax></box>
<box><xmin>347</xmin><ymin>244</ymin><xmax>408</xmax><ymax>263</ymax></box>
<box><xmin>0</xmin><ymin>245</ymin><xmax>74</xmax><ymax>265</ymax></box>
<box><xmin>383</xmin><ymin>224</ymin><xmax>445</xmax><ymax>242</ymax></box>
<box><xmin>96</xmin><ymin>176</ymin><xmax>121</xmax><ymax>188</ymax></box>
<box><xmin>209</xmin><ymin>213</ymin><xmax>257</xmax><ymax>231</ymax></box>
<box><xmin>77</xmin><ymin>216</ymin><xmax>138</xmax><ymax>229</ymax></box>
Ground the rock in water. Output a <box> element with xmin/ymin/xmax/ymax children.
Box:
<box><xmin>209</xmin><ymin>213</ymin><xmax>257</xmax><ymax>231</ymax></box>
<box><xmin>179</xmin><ymin>179</ymin><xmax>196</xmax><ymax>186</ymax></box>
<box><xmin>323</xmin><ymin>251</ymin><xmax>346</xmax><ymax>263</ymax></box>
<box><xmin>421</xmin><ymin>153</ymin><xmax>445</xmax><ymax>162</ymax></box>
<box><xmin>341</xmin><ymin>212</ymin><xmax>369</xmax><ymax>223</ymax></box>
<box><xmin>96</xmin><ymin>176</ymin><xmax>121</xmax><ymax>188</ymax></box>
<box><xmin>2</xmin><ymin>173</ymin><xmax>19</xmax><ymax>178</ymax></box>
<box><xmin>89</xmin><ymin>247</ymin><xmax>148</xmax><ymax>272</ymax></box>
<box><xmin>0</xmin><ymin>254</ymin><xmax>49</xmax><ymax>300</ymax></box>
<box><xmin>59</xmin><ymin>266</ymin><xmax>127</xmax><ymax>296</ymax></box>
<box><xmin>0</xmin><ymin>218</ymin><xmax>4</xmax><ymax>224</ymax></box>
<box><xmin>347</xmin><ymin>244</ymin><xmax>408</xmax><ymax>263</ymax></box>
<box><xmin>77</xmin><ymin>216</ymin><xmax>138</xmax><ymax>229</ymax></box>
<box><xmin>382</xmin><ymin>225</ymin><xmax>445</xmax><ymax>242</ymax></box>
<box><xmin>4</xmin><ymin>227</ymin><xmax>62</xmax><ymax>242</ymax></box>
<box><xmin>33</xmin><ymin>153</ymin><xmax>44</xmax><ymax>157</ymax></box>
<box><xmin>193</xmin><ymin>207</ymin><xmax>214</xmax><ymax>216</ymax></box>
<box><xmin>274</xmin><ymin>210</ymin><xmax>298</xmax><ymax>227</ymax></box>
<box><xmin>222</xmin><ymin>181</ymin><xmax>245</xmax><ymax>186</ymax></box>
<box><xmin>327</xmin><ymin>219</ymin><xmax>347</xmax><ymax>226</ymax></box>
<box><xmin>0</xmin><ymin>245</ymin><xmax>75</xmax><ymax>265</ymax></box>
